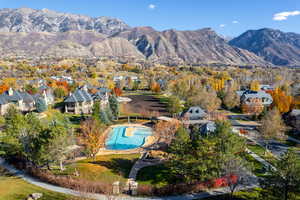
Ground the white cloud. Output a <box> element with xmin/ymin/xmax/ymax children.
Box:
<box><xmin>148</xmin><ymin>4</ymin><xmax>156</xmax><ymax>10</ymax></box>
<box><xmin>219</xmin><ymin>24</ymin><xmax>226</xmax><ymax>28</ymax></box>
<box><xmin>232</xmin><ymin>20</ymin><xmax>239</xmax><ymax>24</ymax></box>
<box><xmin>273</xmin><ymin>11</ymin><xmax>300</xmax><ymax>21</ymax></box>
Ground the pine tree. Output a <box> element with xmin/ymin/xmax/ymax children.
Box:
<box><xmin>100</xmin><ymin>110</ymin><xmax>110</xmax><ymax>125</ymax></box>
<box><xmin>260</xmin><ymin>150</ymin><xmax>300</xmax><ymax>200</ymax></box>
<box><xmin>109</xmin><ymin>95</ymin><xmax>119</xmax><ymax>120</ymax></box>
<box><xmin>36</xmin><ymin>97</ymin><xmax>47</xmax><ymax>113</ymax></box>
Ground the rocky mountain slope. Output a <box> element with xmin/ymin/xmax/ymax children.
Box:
<box><xmin>115</xmin><ymin>27</ymin><xmax>268</xmax><ymax>65</ymax></box>
<box><xmin>0</xmin><ymin>8</ymin><xmax>129</xmax><ymax>35</ymax></box>
<box><xmin>229</xmin><ymin>28</ymin><xmax>300</xmax><ymax>66</ymax></box>
<box><xmin>0</xmin><ymin>8</ymin><xmax>273</xmax><ymax>66</ymax></box>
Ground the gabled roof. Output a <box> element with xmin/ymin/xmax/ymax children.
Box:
<box><xmin>92</xmin><ymin>92</ymin><xmax>106</xmax><ymax>101</ymax></box>
<box><xmin>0</xmin><ymin>95</ymin><xmax>8</xmax><ymax>105</ymax></box>
<box><xmin>64</xmin><ymin>89</ymin><xmax>93</xmax><ymax>103</ymax></box>
<box><xmin>0</xmin><ymin>90</ymin><xmax>35</xmax><ymax>104</ymax></box>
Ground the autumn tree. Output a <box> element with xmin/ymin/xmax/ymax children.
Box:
<box><xmin>113</xmin><ymin>87</ymin><xmax>123</xmax><ymax>97</ymax></box>
<box><xmin>0</xmin><ymin>84</ymin><xmax>9</xmax><ymax>94</ymax></box>
<box><xmin>223</xmin><ymin>88</ymin><xmax>240</xmax><ymax>110</ymax></box>
<box><xmin>187</xmin><ymin>87</ymin><xmax>221</xmax><ymax>112</ymax></box>
<box><xmin>271</xmin><ymin>88</ymin><xmax>293</xmax><ymax>113</ymax></box>
<box><xmin>150</xmin><ymin>81</ymin><xmax>161</xmax><ymax>93</ymax></box>
<box><xmin>250</xmin><ymin>80</ymin><xmax>260</xmax><ymax>91</ymax></box>
<box><xmin>154</xmin><ymin>120</ymin><xmax>180</xmax><ymax>145</ymax></box>
<box><xmin>80</xmin><ymin>119</ymin><xmax>106</xmax><ymax>159</ymax></box>
<box><xmin>259</xmin><ymin>108</ymin><xmax>286</xmax><ymax>151</ymax></box>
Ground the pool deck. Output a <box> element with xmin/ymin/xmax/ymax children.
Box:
<box><xmin>96</xmin><ymin>123</ymin><xmax>157</xmax><ymax>156</ymax></box>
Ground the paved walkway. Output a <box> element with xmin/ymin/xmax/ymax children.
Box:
<box><xmin>129</xmin><ymin>159</ymin><xmax>162</xmax><ymax>180</ymax></box>
<box><xmin>0</xmin><ymin>157</ymin><xmax>258</xmax><ymax>200</ymax></box>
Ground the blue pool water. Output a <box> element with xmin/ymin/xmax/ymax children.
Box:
<box><xmin>106</xmin><ymin>126</ymin><xmax>153</xmax><ymax>150</ymax></box>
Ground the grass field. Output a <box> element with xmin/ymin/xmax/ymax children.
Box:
<box><xmin>54</xmin><ymin>154</ymin><xmax>140</xmax><ymax>184</ymax></box>
<box><xmin>0</xmin><ymin>167</ymin><xmax>72</xmax><ymax>200</ymax></box>
<box><xmin>136</xmin><ymin>164</ymin><xmax>173</xmax><ymax>187</ymax></box>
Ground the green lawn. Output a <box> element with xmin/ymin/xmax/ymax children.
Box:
<box><xmin>247</xmin><ymin>144</ymin><xmax>277</xmax><ymax>165</ymax></box>
<box><xmin>136</xmin><ymin>164</ymin><xmax>173</xmax><ymax>187</ymax></box>
<box><xmin>54</xmin><ymin>154</ymin><xmax>140</xmax><ymax>184</ymax></box>
<box><xmin>242</xmin><ymin>152</ymin><xmax>266</xmax><ymax>177</ymax></box>
<box><xmin>0</xmin><ymin>167</ymin><xmax>73</xmax><ymax>200</ymax></box>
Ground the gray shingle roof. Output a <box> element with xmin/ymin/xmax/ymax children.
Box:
<box><xmin>64</xmin><ymin>89</ymin><xmax>93</xmax><ymax>103</ymax></box>
<box><xmin>0</xmin><ymin>90</ymin><xmax>35</xmax><ymax>105</ymax></box>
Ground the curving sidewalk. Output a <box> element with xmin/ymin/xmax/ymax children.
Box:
<box><xmin>0</xmin><ymin>157</ymin><xmax>258</xmax><ymax>200</ymax></box>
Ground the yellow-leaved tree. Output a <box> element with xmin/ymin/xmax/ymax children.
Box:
<box><xmin>250</xmin><ymin>80</ymin><xmax>260</xmax><ymax>91</ymax></box>
<box><xmin>270</xmin><ymin>88</ymin><xmax>293</xmax><ymax>113</ymax></box>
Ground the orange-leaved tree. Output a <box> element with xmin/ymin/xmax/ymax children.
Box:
<box><xmin>113</xmin><ymin>87</ymin><xmax>123</xmax><ymax>97</ymax></box>
<box><xmin>270</xmin><ymin>88</ymin><xmax>293</xmax><ymax>113</ymax></box>
<box><xmin>80</xmin><ymin>119</ymin><xmax>107</xmax><ymax>159</ymax></box>
<box><xmin>0</xmin><ymin>84</ymin><xmax>9</xmax><ymax>94</ymax></box>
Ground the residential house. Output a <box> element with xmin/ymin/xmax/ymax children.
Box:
<box><xmin>64</xmin><ymin>89</ymin><xmax>94</xmax><ymax>114</ymax></box>
<box><xmin>199</xmin><ymin>121</ymin><xmax>216</xmax><ymax>136</ymax></box>
<box><xmin>181</xmin><ymin>106</ymin><xmax>207</xmax><ymax>120</ymax></box>
<box><xmin>0</xmin><ymin>88</ymin><xmax>36</xmax><ymax>115</ymax></box>
<box><xmin>237</xmin><ymin>90</ymin><xmax>273</xmax><ymax>106</ymax></box>
<box><xmin>64</xmin><ymin>86</ymin><xmax>110</xmax><ymax>114</ymax></box>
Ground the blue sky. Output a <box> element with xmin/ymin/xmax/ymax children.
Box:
<box><xmin>0</xmin><ymin>0</ymin><xmax>299</xmax><ymax>36</ymax></box>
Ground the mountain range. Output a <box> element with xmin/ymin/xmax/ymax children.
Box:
<box><xmin>0</xmin><ymin>7</ymin><xmax>299</xmax><ymax>67</ymax></box>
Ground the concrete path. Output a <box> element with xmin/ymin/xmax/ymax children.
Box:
<box><xmin>128</xmin><ymin>159</ymin><xmax>162</xmax><ymax>180</ymax></box>
<box><xmin>0</xmin><ymin>157</ymin><xmax>258</xmax><ymax>200</ymax></box>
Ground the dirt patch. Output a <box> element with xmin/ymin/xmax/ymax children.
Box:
<box><xmin>123</xmin><ymin>95</ymin><xmax>169</xmax><ymax>116</ymax></box>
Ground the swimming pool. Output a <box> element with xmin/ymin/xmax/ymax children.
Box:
<box><xmin>106</xmin><ymin>126</ymin><xmax>153</xmax><ymax>150</ymax></box>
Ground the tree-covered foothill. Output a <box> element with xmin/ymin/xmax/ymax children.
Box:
<box><xmin>0</xmin><ymin>106</ymin><xmax>74</xmax><ymax>170</ymax></box>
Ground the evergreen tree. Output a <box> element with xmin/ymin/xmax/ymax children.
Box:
<box><xmin>100</xmin><ymin>110</ymin><xmax>110</xmax><ymax>125</ymax></box>
<box><xmin>105</xmin><ymin>104</ymin><xmax>114</xmax><ymax>121</ymax></box>
<box><xmin>109</xmin><ymin>95</ymin><xmax>119</xmax><ymax>120</ymax></box>
<box><xmin>167</xmin><ymin>95</ymin><xmax>183</xmax><ymax>115</ymax></box>
<box><xmin>92</xmin><ymin>101</ymin><xmax>101</xmax><ymax>121</ymax></box>
<box><xmin>260</xmin><ymin>150</ymin><xmax>300</xmax><ymax>200</ymax></box>
<box><xmin>36</xmin><ymin>97</ymin><xmax>47</xmax><ymax>113</ymax></box>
